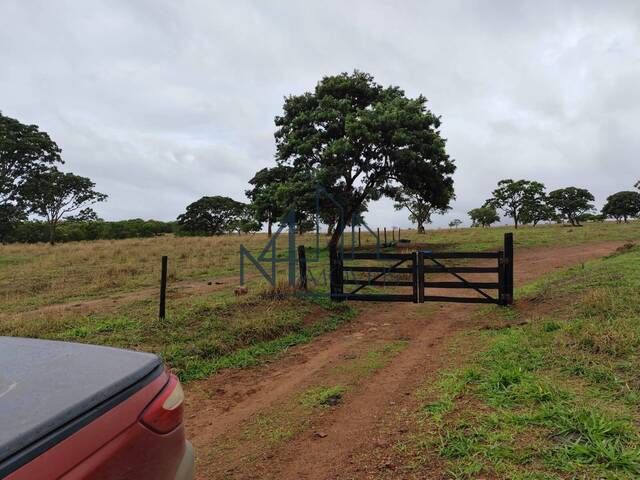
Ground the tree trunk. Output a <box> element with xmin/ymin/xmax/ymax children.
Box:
<box><xmin>417</xmin><ymin>222</ymin><xmax>425</xmax><ymax>234</ymax></box>
<box><xmin>267</xmin><ymin>220</ymin><xmax>272</xmax><ymax>237</ymax></box>
<box><xmin>328</xmin><ymin>216</ymin><xmax>346</xmax><ymax>247</ymax></box>
<box><xmin>48</xmin><ymin>222</ymin><xmax>56</xmax><ymax>245</ymax></box>
<box><xmin>327</xmin><ymin>222</ymin><xmax>335</xmax><ymax>236</ymax></box>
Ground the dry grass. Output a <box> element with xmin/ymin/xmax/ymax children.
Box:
<box><xmin>1</xmin><ymin>221</ymin><xmax>638</xmax><ymax>313</ymax></box>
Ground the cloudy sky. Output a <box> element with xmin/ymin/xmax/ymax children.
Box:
<box><xmin>1</xmin><ymin>0</ymin><xmax>639</xmax><ymax>228</ymax></box>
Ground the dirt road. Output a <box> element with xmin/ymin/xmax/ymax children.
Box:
<box><xmin>184</xmin><ymin>241</ymin><xmax>624</xmax><ymax>479</ymax></box>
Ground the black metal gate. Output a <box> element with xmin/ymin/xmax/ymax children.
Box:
<box><xmin>330</xmin><ymin>233</ymin><xmax>514</xmax><ymax>306</ymax></box>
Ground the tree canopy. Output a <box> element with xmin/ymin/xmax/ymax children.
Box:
<box><xmin>21</xmin><ymin>168</ymin><xmax>107</xmax><ymax>244</ymax></box>
<box><xmin>246</xmin><ymin>165</ymin><xmax>291</xmax><ymax>236</ymax></box>
<box><xmin>547</xmin><ymin>187</ymin><xmax>594</xmax><ymax>226</ymax></box>
<box><xmin>393</xmin><ymin>184</ymin><xmax>453</xmax><ymax>234</ymax></box>
<box><xmin>602</xmin><ymin>191</ymin><xmax>640</xmax><ymax>223</ymax></box>
<box><xmin>274</xmin><ymin>70</ymin><xmax>455</xmax><ymax>245</ymax></box>
<box><xmin>0</xmin><ymin>112</ymin><xmax>62</xmax><ymax>241</ymax></box>
<box><xmin>484</xmin><ymin>179</ymin><xmax>545</xmax><ymax>229</ymax></box>
<box><xmin>177</xmin><ymin>196</ymin><xmax>248</xmax><ymax>235</ymax></box>
<box><xmin>468</xmin><ymin>206</ymin><xmax>500</xmax><ymax>227</ymax></box>
<box><xmin>520</xmin><ymin>193</ymin><xmax>555</xmax><ymax>226</ymax></box>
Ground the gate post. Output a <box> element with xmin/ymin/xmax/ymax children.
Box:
<box><xmin>412</xmin><ymin>251</ymin><xmax>418</xmax><ymax>303</ymax></box>
<box><xmin>298</xmin><ymin>245</ymin><xmax>307</xmax><ymax>290</ymax></box>
<box><xmin>329</xmin><ymin>244</ymin><xmax>344</xmax><ymax>301</ymax></box>
<box><xmin>417</xmin><ymin>250</ymin><xmax>425</xmax><ymax>303</ymax></box>
<box><xmin>504</xmin><ymin>233</ymin><xmax>514</xmax><ymax>305</ymax></box>
<box><xmin>498</xmin><ymin>250</ymin><xmax>505</xmax><ymax>305</ymax></box>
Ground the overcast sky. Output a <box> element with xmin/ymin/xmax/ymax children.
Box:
<box><xmin>1</xmin><ymin>0</ymin><xmax>639</xmax><ymax>228</ymax></box>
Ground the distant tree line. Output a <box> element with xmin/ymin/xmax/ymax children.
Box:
<box><xmin>6</xmin><ymin>218</ymin><xmax>176</xmax><ymax>243</ymax></box>
<box><xmin>466</xmin><ymin>178</ymin><xmax>640</xmax><ymax>228</ymax></box>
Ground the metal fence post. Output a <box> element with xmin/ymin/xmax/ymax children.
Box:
<box><xmin>159</xmin><ymin>255</ymin><xmax>168</xmax><ymax>319</ymax></box>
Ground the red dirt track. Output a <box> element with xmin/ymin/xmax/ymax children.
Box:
<box><xmin>184</xmin><ymin>241</ymin><xmax>624</xmax><ymax>479</ymax></box>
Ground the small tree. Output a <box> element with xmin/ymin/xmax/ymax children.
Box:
<box><xmin>468</xmin><ymin>207</ymin><xmax>500</xmax><ymax>227</ymax></box>
<box><xmin>234</xmin><ymin>207</ymin><xmax>262</xmax><ymax>235</ymax></box>
<box><xmin>449</xmin><ymin>219</ymin><xmax>462</xmax><ymax>228</ymax></box>
<box><xmin>602</xmin><ymin>191</ymin><xmax>640</xmax><ymax>223</ymax></box>
<box><xmin>22</xmin><ymin>168</ymin><xmax>107</xmax><ymax>244</ymax></box>
<box><xmin>485</xmin><ymin>179</ymin><xmax>545</xmax><ymax>229</ymax></box>
<box><xmin>1</xmin><ymin>112</ymin><xmax>62</xmax><ymax>241</ymax></box>
<box><xmin>177</xmin><ymin>196</ymin><xmax>247</xmax><ymax>235</ymax></box>
<box><xmin>246</xmin><ymin>166</ymin><xmax>291</xmax><ymax>237</ymax></box>
<box><xmin>392</xmin><ymin>185</ymin><xmax>453</xmax><ymax>234</ymax></box>
<box><xmin>275</xmin><ymin>70</ymin><xmax>455</xmax><ymax>247</ymax></box>
<box><xmin>547</xmin><ymin>187</ymin><xmax>595</xmax><ymax>226</ymax></box>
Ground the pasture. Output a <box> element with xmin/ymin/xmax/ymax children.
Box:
<box><xmin>1</xmin><ymin>222</ymin><xmax>639</xmax><ymax>382</ymax></box>
<box><xmin>2</xmin><ymin>220</ymin><xmax>640</xmax><ymax>478</ymax></box>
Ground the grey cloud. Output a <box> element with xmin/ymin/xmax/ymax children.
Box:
<box><xmin>1</xmin><ymin>0</ymin><xmax>639</xmax><ymax>227</ymax></box>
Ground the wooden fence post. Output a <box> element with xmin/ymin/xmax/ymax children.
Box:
<box><xmin>298</xmin><ymin>245</ymin><xmax>307</xmax><ymax>290</ymax></box>
<box><xmin>504</xmin><ymin>233</ymin><xmax>514</xmax><ymax>305</ymax></box>
<box><xmin>358</xmin><ymin>227</ymin><xmax>361</xmax><ymax>248</ymax></box>
<box><xmin>329</xmin><ymin>244</ymin><xmax>344</xmax><ymax>301</ymax></box>
<box><xmin>384</xmin><ymin>227</ymin><xmax>387</xmax><ymax>245</ymax></box>
<box><xmin>159</xmin><ymin>255</ymin><xmax>168</xmax><ymax>319</ymax></box>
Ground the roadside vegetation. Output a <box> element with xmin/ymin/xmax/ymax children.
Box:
<box><xmin>404</xmin><ymin>243</ymin><xmax>640</xmax><ymax>478</ymax></box>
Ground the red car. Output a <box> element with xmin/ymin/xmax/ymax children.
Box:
<box><xmin>0</xmin><ymin>337</ymin><xmax>194</xmax><ymax>479</ymax></box>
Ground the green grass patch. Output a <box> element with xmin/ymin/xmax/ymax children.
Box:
<box><xmin>300</xmin><ymin>385</ymin><xmax>347</xmax><ymax>408</ymax></box>
<box><xmin>410</xmin><ymin>244</ymin><xmax>640</xmax><ymax>478</ymax></box>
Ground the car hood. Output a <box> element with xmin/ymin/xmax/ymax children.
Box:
<box><xmin>0</xmin><ymin>337</ymin><xmax>162</xmax><ymax>466</ymax></box>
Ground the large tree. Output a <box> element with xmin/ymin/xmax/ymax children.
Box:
<box><xmin>547</xmin><ymin>187</ymin><xmax>595</xmax><ymax>226</ymax></box>
<box><xmin>177</xmin><ymin>196</ymin><xmax>247</xmax><ymax>235</ymax></box>
<box><xmin>468</xmin><ymin>207</ymin><xmax>500</xmax><ymax>227</ymax></box>
<box><xmin>21</xmin><ymin>168</ymin><xmax>107</xmax><ymax>244</ymax></box>
<box><xmin>392</xmin><ymin>184</ymin><xmax>453</xmax><ymax>234</ymax></box>
<box><xmin>0</xmin><ymin>112</ymin><xmax>62</xmax><ymax>241</ymax></box>
<box><xmin>520</xmin><ymin>194</ymin><xmax>555</xmax><ymax>226</ymax></box>
<box><xmin>484</xmin><ymin>179</ymin><xmax>545</xmax><ymax>229</ymax></box>
<box><xmin>602</xmin><ymin>191</ymin><xmax>640</xmax><ymax>223</ymax></box>
<box><xmin>274</xmin><ymin>71</ymin><xmax>455</xmax><ymax>246</ymax></box>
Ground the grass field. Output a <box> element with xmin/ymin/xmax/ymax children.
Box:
<box><xmin>1</xmin><ymin>221</ymin><xmax>639</xmax><ymax>384</ymax></box>
<box><xmin>403</xmin><ymin>243</ymin><xmax>640</xmax><ymax>478</ymax></box>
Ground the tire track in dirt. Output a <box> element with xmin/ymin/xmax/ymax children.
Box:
<box><xmin>184</xmin><ymin>240</ymin><xmax>627</xmax><ymax>479</ymax></box>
